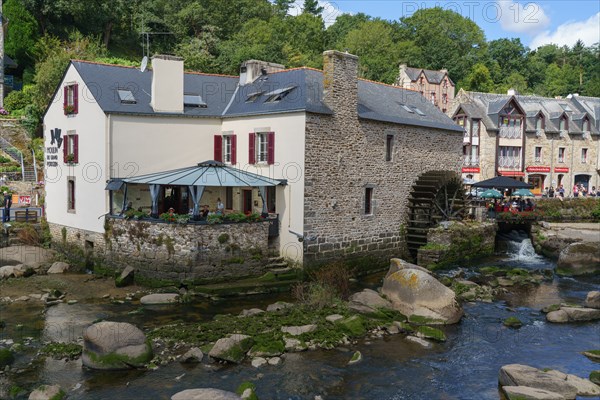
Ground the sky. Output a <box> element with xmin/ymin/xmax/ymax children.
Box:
<box><xmin>293</xmin><ymin>0</ymin><xmax>600</xmax><ymax>49</ymax></box>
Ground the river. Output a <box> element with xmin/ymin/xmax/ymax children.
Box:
<box><xmin>1</xmin><ymin>231</ymin><xmax>599</xmax><ymax>399</ymax></box>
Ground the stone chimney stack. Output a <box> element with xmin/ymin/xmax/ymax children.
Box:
<box><xmin>507</xmin><ymin>88</ymin><xmax>518</xmax><ymax>96</ymax></box>
<box><xmin>323</xmin><ymin>50</ymin><xmax>359</xmax><ymax>115</ymax></box>
<box><xmin>151</xmin><ymin>55</ymin><xmax>184</xmax><ymax>113</ymax></box>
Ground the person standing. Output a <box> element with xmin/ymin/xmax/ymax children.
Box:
<box><xmin>216</xmin><ymin>198</ymin><xmax>224</xmax><ymax>215</ymax></box>
<box><xmin>3</xmin><ymin>191</ymin><xmax>11</xmax><ymax>222</ymax></box>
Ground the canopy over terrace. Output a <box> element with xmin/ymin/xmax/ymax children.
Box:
<box><xmin>472</xmin><ymin>176</ymin><xmax>533</xmax><ymax>190</ymax></box>
<box><xmin>106</xmin><ymin>160</ymin><xmax>285</xmax><ymax>218</ymax></box>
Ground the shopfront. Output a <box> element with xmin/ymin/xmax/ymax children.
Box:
<box><xmin>526</xmin><ymin>166</ymin><xmax>550</xmax><ymax>196</ymax></box>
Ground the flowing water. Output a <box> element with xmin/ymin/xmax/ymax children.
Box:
<box><xmin>1</xmin><ymin>236</ymin><xmax>599</xmax><ymax>400</ymax></box>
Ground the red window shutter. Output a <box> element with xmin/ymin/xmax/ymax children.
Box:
<box><xmin>63</xmin><ymin>136</ymin><xmax>68</xmax><ymax>163</ymax></box>
<box><xmin>73</xmin><ymin>84</ymin><xmax>79</xmax><ymax>114</ymax></box>
<box><xmin>267</xmin><ymin>132</ymin><xmax>275</xmax><ymax>165</ymax></box>
<box><xmin>73</xmin><ymin>135</ymin><xmax>79</xmax><ymax>163</ymax></box>
<box><xmin>231</xmin><ymin>135</ymin><xmax>237</xmax><ymax>165</ymax></box>
<box><xmin>63</xmin><ymin>87</ymin><xmax>68</xmax><ymax>114</ymax></box>
<box><xmin>249</xmin><ymin>133</ymin><xmax>256</xmax><ymax>165</ymax></box>
<box><xmin>214</xmin><ymin>135</ymin><xmax>223</xmax><ymax>162</ymax></box>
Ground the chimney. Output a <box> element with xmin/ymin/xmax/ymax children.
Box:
<box><xmin>323</xmin><ymin>50</ymin><xmax>359</xmax><ymax>115</ymax></box>
<box><xmin>507</xmin><ymin>88</ymin><xmax>517</xmax><ymax>96</ymax></box>
<box><xmin>239</xmin><ymin>60</ymin><xmax>285</xmax><ymax>86</ymax></box>
<box><xmin>151</xmin><ymin>55</ymin><xmax>184</xmax><ymax>113</ymax></box>
<box><xmin>440</xmin><ymin>68</ymin><xmax>448</xmax><ymax>74</ymax></box>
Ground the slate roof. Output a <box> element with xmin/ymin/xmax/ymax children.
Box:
<box><xmin>402</xmin><ymin>66</ymin><xmax>454</xmax><ymax>85</ymax></box>
<box><xmin>455</xmin><ymin>90</ymin><xmax>599</xmax><ymax>135</ymax></box>
<box><xmin>68</xmin><ymin>60</ymin><xmax>461</xmax><ymax>132</ymax></box>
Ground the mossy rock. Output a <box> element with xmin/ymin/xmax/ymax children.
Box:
<box><xmin>582</xmin><ymin>350</ymin><xmax>600</xmax><ymax>362</ymax></box>
<box><xmin>408</xmin><ymin>315</ymin><xmax>445</xmax><ymax>325</ymax></box>
<box><xmin>336</xmin><ymin>315</ymin><xmax>366</xmax><ymax>337</ymax></box>
<box><xmin>83</xmin><ymin>340</ymin><xmax>153</xmax><ymax>370</ymax></box>
<box><xmin>0</xmin><ymin>348</ymin><xmax>14</xmax><ymax>367</ymax></box>
<box><xmin>541</xmin><ymin>304</ymin><xmax>561</xmax><ymax>313</ymax></box>
<box><xmin>236</xmin><ymin>381</ymin><xmax>259</xmax><ymax>400</ymax></box>
<box><xmin>590</xmin><ymin>370</ymin><xmax>600</xmax><ymax>385</ymax></box>
<box><xmin>503</xmin><ymin>316</ymin><xmax>523</xmax><ymax>328</ymax></box>
<box><xmin>416</xmin><ymin>326</ymin><xmax>446</xmax><ymax>342</ymax></box>
<box><xmin>507</xmin><ymin>268</ymin><xmax>530</xmax><ymax>277</ymax></box>
<box><xmin>248</xmin><ymin>339</ymin><xmax>285</xmax><ymax>357</ymax></box>
<box><xmin>394</xmin><ymin>321</ymin><xmax>414</xmax><ymax>333</ymax></box>
<box><xmin>349</xmin><ymin>350</ymin><xmax>362</xmax><ymax>365</ymax></box>
<box><xmin>479</xmin><ymin>266</ymin><xmax>505</xmax><ymax>276</ymax></box>
<box><xmin>439</xmin><ymin>276</ymin><xmax>452</xmax><ymax>287</ymax></box>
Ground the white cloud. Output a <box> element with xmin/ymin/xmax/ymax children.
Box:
<box><xmin>497</xmin><ymin>0</ymin><xmax>550</xmax><ymax>34</ymax></box>
<box><xmin>530</xmin><ymin>12</ymin><xmax>600</xmax><ymax>49</ymax></box>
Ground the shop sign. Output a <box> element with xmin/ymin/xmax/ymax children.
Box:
<box><xmin>462</xmin><ymin>167</ymin><xmax>480</xmax><ymax>173</ymax></box>
<box><xmin>554</xmin><ymin>167</ymin><xmax>569</xmax><ymax>173</ymax></box>
<box><xmin>526</xmin><ymin>166</ymin><xmax>551</xmax><ymax>173</ymax></box>
<box><xmin>46</xmin><ymin>128</ymin><xmax>63</xmax><ymax>167</ymax></box>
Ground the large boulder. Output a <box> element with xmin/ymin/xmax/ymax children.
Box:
<box><xmin>381</xmin><ymin>259</ymin><xmax>463</xmax><ymax>324</ymax></box>
<box><xmin>585</xmin><ymin>291</ymin><xmax>600</xmax><ymax>309</ymax></box>
<box><xmin>501</xmin><ymin>386</ymin><xmax>564</xmax><ymax>400</ymax></box>
<box><xmin>547</xmin><ymin>307</ymin><xmax>600</xmax><ymax>323</ymax></box>
<box><xmin>115</xmin><ymin>266</ymin><xmax>134</xmax><ymax>287</ymax></box>
<box><xmin>140</xmin><ymin>293</ymin><xmax>179</xmax><ymax>305</ymax></box>
<box><xmin>348</xmin><ymin>289</ymin><xmax>392</xmax><ymax>314</ymax></box>
<box><xmin>47</xmin><ymin>262</ymin><xmax>70</xmax><ymax>274</ymax></box>
<box><xmin>281</xmin><ymin>325</ymin><xmax>317</xmax><ymax>336</ymax></box>
<box><xmin>28</xmin><ymin>385</ymin><xmax>65</xmax><ymax>400</ymax></box>
<box><xmin>82</xmin><ymin>321</ymin><xmax>153</xmax><ymax>370</ymax></box>
<box><xmin>0</xmin><ymin>265</ymin><xmax>25</xmax><ymax>279</ymax></box>
<box><xmin>208</xmin><ymin>334</ymin><xmax>253</xmax><ymax>364</ymax></box>
<box><xmin>498</xmin><ymin>364</ymin><xmax>600</xmax><ymax>399</ymax></box>
<box><xmin>171</xmin><ymin>389</ymin><xmax>241</xmax><ymax>400</ymax></box>
<box><xmin>557</xmin><ymin>242</ymin><xmax>600</xmax><ymax>276</ymax></box>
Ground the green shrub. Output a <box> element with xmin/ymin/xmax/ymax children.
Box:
<box><xmin>3</xmin><ymin>85</ymin><xmax>34</xmax><ymax>112</ymax></box>
<box><xmin>217</xmin><ymin>233</ymin><xmax>229</xmax><ymax>243</ymax></box>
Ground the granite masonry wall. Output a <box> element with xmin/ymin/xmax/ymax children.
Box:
<box><xmin>49</xmin><ymin>219</ymin><xmax>272</xmax><ymax>283</ymax></box>
<box><xmin>302</xmin><ymin>51</ymin><xmax>463</xmax><ymax>270</ymax></box>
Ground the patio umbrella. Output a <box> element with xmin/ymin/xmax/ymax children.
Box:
<box><xmin>472</xmin><ymin>176</ymin><xmax>533</xmax><ymax>189</ymax></box>
<box><xmin>479</xmin><ymin>189</ymin><xmax>503</xmax><ymax>199</ymax></box>
<box><xmin>512</xmin><ymin>189</ymin><xmax>534</xmax><ymax>197</ymax></box>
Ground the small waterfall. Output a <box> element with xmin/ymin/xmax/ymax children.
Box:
<box><xmin>497</xmin><ymin>230</ymin><xmax>545</xmax><ymax>265</ymax></box>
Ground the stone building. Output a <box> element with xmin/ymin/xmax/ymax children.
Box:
<box><xmin>395</xmin><ymin>64</ymin><xmax>455</xmax><ymax>113</ymax></box>
<box><xmin>43</xmin><ymin>50</ymin><xmax>463</xmax><ymax>281</ymax></box>
<box><xmin>448</xmin><ymin>89</ymin><xmax>600</xmax><ymax>195</ymax></box>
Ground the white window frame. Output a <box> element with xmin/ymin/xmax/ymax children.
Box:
<box><xmin>223</xmin><ymin>135</ymin><xmax>233</xmax><ymax>164</ymax></box>
<box><xmin>534</xmin><ymin>147</ymin><xmax>542</xmax><ymax>163</ymax></box>
<box><xmin>558</xmin><ymin>147</ymin><xmax>565</xmax><ymax>163</ymax></box>
<box><xmin>581</xmin><ymin>148</ymin><xmax>588</xmax><ymax>163</ymax></box>
<box><xmin>256</xmin><ymin>133</ymin><xmax>268</xmax><ymax>164</ymax></box>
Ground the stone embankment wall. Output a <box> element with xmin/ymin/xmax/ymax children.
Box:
<box><xmin>417</xmin><ymin>221</ymin><xmax>496</xmax><ymax>269</ymax></box>
<box><xmin>49</xmin><ymin>219</ymin><xmax>272</xmax><ymax>284</ymax></box>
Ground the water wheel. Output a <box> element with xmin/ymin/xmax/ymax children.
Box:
<box><xmin>405</xmin><ymin>171</ymin><xmax>466</xmax><ymax>258</ymax></box>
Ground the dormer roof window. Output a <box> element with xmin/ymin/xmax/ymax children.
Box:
<box><xmin>184</xmin><ymin>94</ymin><xmax>207</xmax><ymax>108</ymax></box>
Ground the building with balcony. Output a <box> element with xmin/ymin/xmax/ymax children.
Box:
<box><xmin>43</xmin><ymin>51</ymin><xmax>463</xmax><ymax>282</ymax></box>
<box><xmin>448</xmin><ymin>89</ymin><xmax>600</xmax><ymax>196</ymax></box>
<box><xmin>395</xmin><ymin>65</ymin><xmax>455</xmax><ymax>113</ymax></box>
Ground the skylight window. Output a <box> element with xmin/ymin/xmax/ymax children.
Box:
<box><xmin>399</xmin><ymin>104</ymin><xmax>414</xmax><ymax>113</ymax></box>
<box><xmin>117</xmin><ymin>89</ymin><xmax>136</xmax><ymax>104</ymax></box>
<box><xmin>559</xmin><ymin>103</ymin><xmax>572</xmax><ymax>112</ymax></box>
<box><xmin>413</xmin><ymin>107</ymin><xmax>426</xmax><ymax>116</ymax></box>
<box><xmin>245</xmin><ymin>92</ymin><xmax>263</xmax><ymax>103</ymax></box>
<box><xmin>184</xmin><ymin>94</ymin><xmax>207</xmax><ymax>108</ymax></box>
<box><xmin>264</xmin><ymin>86</ymin><xmax>296</xmax><ymax>103</ymax></box>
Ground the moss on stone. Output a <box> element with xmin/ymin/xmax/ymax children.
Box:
<box><xmin>416</xmin><ymin>326</ymin><xmax>446</xmax><ymax>342</ymax></box>
<box><xmin>408</xmin><ymin>315</ymin><xmax>445</xmax><ymax>325</ymax></box>
<box><xmin>249</xmin><ymin>338</ymin><xmax>285</xmax><ymax>357</ymax></box>
<box><xmin>49</xmin><ymin>390</ymin><xmax>66</xmax><ymax>400</ymax></box>
<box><xmin>336</xmin><ymin>315</ymin><xmax>366</xmax><ymax>337</ymax></box>
<box><xmin>236</xmin><ymin>382</ymin><xmax>259</xmax><ymax>400</ymax></box>
<box><xmin>41</xmin><ymin>342</ymin><xmax>82</xmax><ymax>359</ymax></box>
<box><xmin>503</xmin><ymin>316</ymin><xmax>523</xmax><ymax>328</ymax></box>
<box><xmin>0</xmin><ymin>348</ymin><xmax>14</xmax><ymax>367</ymax></box>
<box><xmin>590</xmin><ymin>370</ymin><xmax>600</xmax><ymax>385</ymax></box>
<box><xmin>84</xmin><ymin>340</ymin><xmax>153</xmax><ymax>369</ymax></box>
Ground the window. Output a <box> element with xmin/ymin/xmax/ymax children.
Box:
<box><xmin>534</xmin><ymin>147</ymin><xmax>542</xmax><ymax>163</ymax></box>
<box><xmin>442</xmin><ymin>93</ymin><xmax>448</xmax><ymax>104</ymax></box>
<box><xmin>184</xmin><ymin>94</ymin><xmax>207</xmax><ymax>108</ymax></box>
<box><xmin>117</xmin><ymin>89</ymin><xmax>136</xmax><ymax>104</ymax></box>
<box><xmin>558</xmin><ymin>147</ymin><xmax>565</xmax><ymax>163</ymax></box>
<box><xmin>245</xmin><ymin>92</ymin><xmax>263</xmax><ymax>103</ymax></box>
<box><xmin>559</xmin><ymin>117</ymin><xmax>567</xmax><ymax>131</ymax></box>
<box><xmin>400</xmin><ymin>104</ymin><xmax>414</xmax><ymax>113</ymax></box>
<box><xmin>536</xmin><ymin>115</ymin><xmax>544</xmax><ymax>130</ymax></box>
<box><xmin>214</xmin><ymin>134</ymin><xmax>237</xmax><ymax>164</ymax></box>
<box><xmin>225</xmin><ymin>187</ymin><xmax>233</xmax><ymax>210</ymax></box>
<box><xmin>430</xmin><ymin>92</ymin><xmax>436</xmax><ymax>103</ymax></box>
<box><xmin>63</xmin><ymin>84</ymin><xmax>78</xmax><ymax>115</ymax></box>
<box><xmin>266</xmin><ymin>186</ymin><xmax>276</xmax><ymax>213</ymax></box>
<box><xmin>472</xmin><ymin>120</ymin><xmax>480</xmax><ymax>137</ymax></box>
<box><xmin>264</xmin><ymin>86</ymin><xmax>296</xmax><ymax>103</ymax></box>
<box><xmin>413</xmin><ymin>107</ymin><xmax>426</xmax><ymax>116</ymax></box>
<box><xmin>581</xmin><ymin>148</ymin><xmax>588</xmax><ymax>163</ymax></box>
<box><xmin>385</xmin><ymin>135</ymin><xmax>394</xmax><ymax>161</ymax></box>
<box><xmin>63</xmin><ymin>133</ymin><xmax>79</xmax><ymax>164</ymax></box>
<box><xmin>67</xmin><ymin>177</ymin><xmax>76</xmax><ymax>212</ymax></box>
<box><xmin>249</xmin><ymin>132</ymin><xmax>274</xmax><ymax>165</ymax></box>
<box><xmin>583</xmin><ymin>118</ymin><xmax>591</xmax><ymax>131</ymax></box>
<box><xmin>364</xmin><ymin>187</ymin><xmax>373</xmax><ymax>215</ymax></box>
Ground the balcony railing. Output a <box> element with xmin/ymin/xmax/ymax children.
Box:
<box><xmin>463</xmin><ymin>156</ymin><xmax>479</xmax><ymax>166</ymax></box>
<box><xmin>498</xmin><ymin>156</ymin><xmax>521</xmax><ymax>169</ymax></box>
<box><xmin>499</xmin><ymin>125</ymin><xmax>522</xmax><ymax>139</ymax></box>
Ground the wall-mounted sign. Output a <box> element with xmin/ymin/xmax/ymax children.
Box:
<box><xmin>19</xmin><ymin>195</ymin><xmax>31</xmax><ymax>204</ymax></box>
<box><xmin>462</xmin><ymin>167</ymin><xmax>480</xmax><ymax>173</ymax></box>
<box><xmin>526</xmin><ymin>166</ymin><xmax>551</xmax><ymax>173</ymax></box>
<box><xmin>46</xmin><ymin>128</ymin><xmax>63</xmax><ymax>167</ymax></box>
<box><xmin>554</xmin><ymin>167</ymin><xmax>569</xmax><ymax>173</ymax></box>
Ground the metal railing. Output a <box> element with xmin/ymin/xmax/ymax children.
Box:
<box><xmin>463</xmin><ymin>156</ymin><xmax>479</xmax><ymax>166</ymax></box>
<box><xmin>498</xmin><ymin>156</ymin><xmax>521</xmax><ymax>169</ymax></box>
<box><xmin>499</xmin><ymin>125</ymin><xmax>522</xmax><ymax>139</ymax></box>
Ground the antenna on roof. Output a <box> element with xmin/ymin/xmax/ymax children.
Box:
<box><xmin>140</xmin><ymin>56</ymin><xmax>148</xmax><ymax>73</ymax></box>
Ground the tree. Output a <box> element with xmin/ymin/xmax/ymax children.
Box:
<box><xmin>343</xmin><ymin>20</ymin><xmax>401</xmax><ymax>83</ymax></box>
<box><xmin>398</xmin><ymin>7</ymin><xmax>486</xmax><ymax>84</ymax></box>
<box><xmin>4</xmin><ymin>0</ymin><xmax>39</xmax><ymax>72</ymax></box>
<box><xmin>325</xmin><ymin>13</ymin><xmax>370</xmax><ymax>49</ymax></box>
<box><xmin>497</xmin><ymin>72</ymin><xmax>528</xmax><ymax>94</ymax></box>
<box><xmin>303</xmin><ymin>0</ymin><xmax>323</xmax><ymax>16</ymax></box>
<box><xmin>462</xmin><ymin>63</ymin><xmax>494</xmax><ymax>92</ymax></box>
<box><xmin>487</xmin><ymin>38</ymin><xmax>527</xmax><ymax>77</ymax></box>
<box><xmin>273</xmin><ymin>0</ymin><xmax>295</xmax><ymax>15</ymax></box>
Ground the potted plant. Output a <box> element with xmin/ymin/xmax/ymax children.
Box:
<box><xmin>63</xmin><ymin>105</ymin><xmax>75</xmax><ymax>115</ymax></box>
<box><xmin>66</xmin><ymin>154</ymin><xmax>75</xmax><ymax>163</ymax></box>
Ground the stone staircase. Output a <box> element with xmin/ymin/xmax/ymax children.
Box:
<box><xmin>0</xmin><ymin>136</ymin><xmax>38</xmax><ymax>182</ymax></box>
